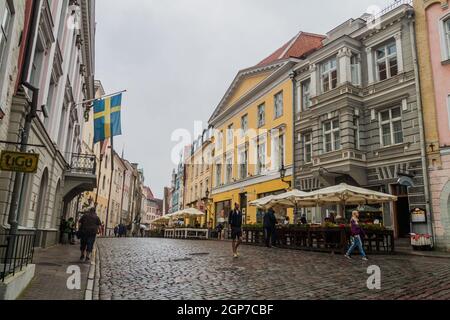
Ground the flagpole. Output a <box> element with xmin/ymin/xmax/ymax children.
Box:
<box><xmin>75</xmin><ymin>90</ymin><xmax>127</xmax><ymax>107</ymax></box>
<box><xmin>105</xmin><ymin>137</ymin><xmax>115</xmax><ymax>236</ymax></box>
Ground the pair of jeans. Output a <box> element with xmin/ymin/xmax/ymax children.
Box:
<box><xmin>80</xmin><ymin>234</ymin><xmax>96</xmax><ymax>253</ymax></box>
<box><xmin>346</xmin><ymin>235</ymin><xmax>366</xmax><ymax>257</ymax></box>
<box><xmin>264</xmin><ymin>227</ymin><xmax>276</xmax><ymax>247</ymax></box>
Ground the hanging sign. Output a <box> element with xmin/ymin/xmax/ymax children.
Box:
<box><xmin>0</xmin><ymin>151</ymin><xmax>39</xmax><ymax>173</ymax></box>
<box><xmin>411</xmin><ymin>208</ymin><xmax>427</xmax><ymax>223</ymax></box>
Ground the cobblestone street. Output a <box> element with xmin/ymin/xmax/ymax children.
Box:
<box><xmin>97</xmin><ymin>238</ymin><xmax>450</xmax><ymax>300</ymax></box>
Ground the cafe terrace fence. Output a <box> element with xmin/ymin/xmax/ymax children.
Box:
<box><xmin>234</xmin><ymin>226</ymin><xmax>395</xmax><ymax>254</ymax></box>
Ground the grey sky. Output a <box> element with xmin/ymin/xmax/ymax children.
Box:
<box><xmin>95</xmin><ymin>0</ymin><xmax>391</xmax><ymax>198</ymax></box>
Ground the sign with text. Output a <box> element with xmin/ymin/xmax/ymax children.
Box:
<box><xmin>411</xmin><ymin>208</ymin><xmax>427</xmax><ymax>223</ymax></box>
<box><xmin>0</xmin><ymin>151</ymin><xmax>39</xmax><ymax>173</ymax></box>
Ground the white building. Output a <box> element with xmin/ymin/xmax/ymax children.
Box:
<box><xmin>0</xmin><ymin>0</ymin><xmax>96</xmax><ymax>248</ymax></box>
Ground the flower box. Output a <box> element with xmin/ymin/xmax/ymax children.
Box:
<box><xmin>410</xmin><ymin>233</ymin><xmax>432</xmax><ymax>250</ymax></box>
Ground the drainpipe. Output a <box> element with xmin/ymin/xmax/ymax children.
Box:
<box><xmin>408</xmin><ymin>9</ymin><xmax>434</xmax><ymax>245</ymax></box>
<box><xmin>290</xmin><ymin>70</ymin><xmax>297</xmax><ymax>222</ymax></box>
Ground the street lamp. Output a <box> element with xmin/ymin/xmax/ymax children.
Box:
<box><xmin>279</xmin><ymin>164</ymin><xmax>291</xmax><ymax>189</ymax></box>
<box><xmin>203</xmin><ymin>188</ymin><xmax>214</xmax><ymax>229</ymax></box>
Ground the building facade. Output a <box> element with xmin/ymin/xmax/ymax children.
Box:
<box><xmin>293</xmin><ymin>2</ymin><xmax>432</xmax><ymax>238</ymax></box>
<box><xmin>414</xmin><ymin>0</ymin><xmax>450</xmax><ymax>250</ymax></box>
<box><xmin>183</xmin><ymin>129</ymin><xmax>214</xmax><ymax>227</ymax></box>
<box><xmin>0</xmin><ymin>0</ymin><xmax>96</xmax><ymax>248</ymax></box>
<box><xmin>208</xmin><ymin>32</ymin><xmax>325</xmax><ymax>226</ymax></box>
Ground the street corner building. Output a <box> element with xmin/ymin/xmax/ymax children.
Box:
<box><xmin>0</xmin><ymin>0</ymin><xmax>96</xmax><ymax>248</ymax></box>
<box><xmin>292</xmin><ymin>2</ymin><xmax>432</xmax><ymax>239</ymax></box>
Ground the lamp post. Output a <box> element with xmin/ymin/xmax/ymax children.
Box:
<box><xmin>203</xmin><ymin>188</ymin><xmax>213</xmax><ymax>229</ymax></box>
<box><xmin>279</xmin><ymin>164</ymin><xmax>291</xmax><ymax>190</ymax></box>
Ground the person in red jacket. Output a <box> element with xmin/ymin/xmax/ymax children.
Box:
<box><xmin>345</xmin><ymin>211</ymin><xmax>368</xmax><ymax>261</ymax></box>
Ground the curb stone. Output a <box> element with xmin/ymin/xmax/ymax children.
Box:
<box><xmin>84</xmin><ymin>247</ymin><xmax>97</xmax><ymax>300</ymax></box>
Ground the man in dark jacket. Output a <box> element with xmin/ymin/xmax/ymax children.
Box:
<box><xmin>228</xmin><ymin>203</ymin><xmax>243</xmax><ymax>258</ymax></box>
<box><xmin>263</xmin><ymin>208</ymin><xmax>277</xmax><ymax>248</ymax></box>
<box><xmin>78</xmin><ymin>208</ymin><xmax>101</xmax><ymax>261</ymax></box>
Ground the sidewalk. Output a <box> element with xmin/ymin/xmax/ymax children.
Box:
<box><xmin>395</xmin><ymin>248</ymin><xmax>450</xmax><ymax>259</ymax></box>
<box><xmin>18</xmin><ymin>243</ymin><xmax>91</xmax><ymax>300</ymax></box>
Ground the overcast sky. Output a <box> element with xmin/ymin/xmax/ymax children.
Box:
<box><xmin>95</xmin><ymin>0</ymin><xmax>392</xmax><ymax>198</ymax></box>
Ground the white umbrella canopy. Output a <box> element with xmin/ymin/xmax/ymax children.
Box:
<box><xmin>249</xmin><ymin>195</ymin><xmax>277</xmax><ymax>209</ymax></box>
<box><xmin>172</xmin><ymin>207</ymin><xmax>205</xmax><ymax>218</ymax></box>
<box><xmin>304</xmin><ymin>183</ymin><xmax>397</xmax><ymax>205</ymax></box>
<box><xmin>269</xmin><ymin>190</ymin><xmax>316</xmax><ymax>208</ymax></box>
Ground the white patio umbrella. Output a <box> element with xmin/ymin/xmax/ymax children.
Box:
<box><xmin>249</xmin><ymin>195</ymin><xmax>277</xmax><ymax>209</ymax></box>
<box><xmin>269</xmin><ymin>190</ymin><xmax>316</xmax><ymax>208</ymax></box>
<box><xmin>171</xmin><ymin>207</ymin><xmax>205</xmax><ymax>218</ymax></box>
<box><xmin>304</xmin><ymin>183</ymin><xmax>397</xmax><ymax>205</ymax></box>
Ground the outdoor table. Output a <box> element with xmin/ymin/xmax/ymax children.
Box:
<box><xmin>164</xmin><ymin>228</ymin><xmax>209</xmax><ymax>239</ymax></box>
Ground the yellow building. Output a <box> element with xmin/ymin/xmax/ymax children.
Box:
<box><xmin>184</xmin><ymin>129</ymin><xmax>214</xmax><ymax>227</ymax></box>
<box><xmin>208</xmin><ymin>32</ymin><xmax>324</xmax><ymax>226</ymax></box>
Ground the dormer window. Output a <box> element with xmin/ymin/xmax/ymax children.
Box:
<box><xmin>321</xmin><ymin>57</ymin><xmax>337</xmax><ymax>93</ymax></box>
<box><xmin>376</xmin><ymin>41</ymin><xmax>398</xmax><ymax>81</ymax></box>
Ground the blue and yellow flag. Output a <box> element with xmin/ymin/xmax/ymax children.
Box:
<box><xmin>93</xmin><ymin>94</ymin><xmax>122</xmax><ymax>143</ymax></box>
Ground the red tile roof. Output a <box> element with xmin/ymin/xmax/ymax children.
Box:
<box><xmin>256</xmin><ymin>32</ymin><xmax>326</xmax><ymax>67</ymax></box>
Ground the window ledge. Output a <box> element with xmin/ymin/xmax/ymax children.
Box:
<box><xmin>441</xmin><ymin>59</ymin><xmax>450</xmax><ymax>66</ymax></box>
<box><xmin>375</xmin><ymin>142</ymin><xmax>409</xmax><ymax>153</ymax></box>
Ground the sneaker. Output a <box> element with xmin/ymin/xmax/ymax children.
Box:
<box><xmin>345</xmin><ymin>254</ymin><xmax>352</xmax><ymax>260</ymax></box>
<box><xmin>233</xmin><ymin>253</ymin><xmax>238</xmax><ymax>258</ymax></box>
<box><xmin>80</xmin><ymin>255</ymin><xmax>85</xmax><ymax>261</ymax></box>
<box><xmin>362</xmin><ymin>257</ymin><xmax>369</xmax><ymax>261</ymax></box>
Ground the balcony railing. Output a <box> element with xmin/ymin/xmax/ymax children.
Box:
<box><xmin>70</xmin><ymin>153</ymin><xmax>96</xmax><ymax>175</ymax></box>
<box><xmin>1</xmin><ymin>233</ymin><xmax>36</xmax><ymax>282</ymax></box>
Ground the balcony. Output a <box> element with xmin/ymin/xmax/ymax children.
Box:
<box><xmin>62</xmin><ymin>154</ymin><xmax>97</xmax><ymax>204</ymax></box>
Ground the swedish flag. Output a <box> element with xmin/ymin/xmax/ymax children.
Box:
<box><xmin>93</xmin><ymin>94</ymin><xmax>122</xmax><ymax>143</ymax></box>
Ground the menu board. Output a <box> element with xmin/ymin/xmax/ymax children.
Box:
<box><xmin>411</xmin><ymin>208</ymin><xmax>427</xmax><ymax>223</ymax></box>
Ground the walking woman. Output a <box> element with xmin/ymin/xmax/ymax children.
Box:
<box><xmin>345</xmin><ymin>210</ymin><xmax>368</xmax><ymax>261</ymax></box>
<box><xmin>79</xmin><ymin>208</ymin><xmax>101</xmax><ymax>261</ymax></box>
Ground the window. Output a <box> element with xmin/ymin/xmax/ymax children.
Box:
<box><xmin>376</xmin><ymin>41</ymin><xmax>398</xmax><ymax>81</ymax></box>
<box><xmin>323</xmin><ymin>119</ymin><xmax>340</xmax><ymax>153</ymax></box>
<box><xmin>215</xmin><ymin>164</ymin><xmax>222</xmax><ymax>187</ymax></box>
<box><xmin>257</xmin><ymin>142</ymin><xmax>266</xmax><ymax>174</ymax></box>
<box><xmin>301</xmin><ymin>79</ymin><xmax>311</xmax><ymax>111</ymax></box>
<box><xmin>303</xmin><ymin>133</ymin><xmax>312</xmax><ymax>163</ymax></box>
<box><xmin>238</xmin><ymin>148</ymin><xmax>248</xmax><ymax>180</ymax></box>
<box><xmin>278</xmin><ymin>134</ymin><xmax>285</xmax><ymax>169</ymax></box>
<box><xmin>445</xmin><ymin>18</ymin><xmax>450</xmax><ymax>59</ymax></box>
<box><xmin>353</xmin><ymin>117</ymin><xmax>360</xmax><ymax>150</ymax></box>
<box><xmin>379</xmin><ymin>107</ymin><xmax>403</xmax><ymax>146</ymax></box>
<box><xmin>0</xmin><ymin>1</ymin><xmax>12</xmax><ymax>73</ymax></box>
<box><xmin>216</xmin><ymin>130</ymin><xmax>223</xmax><ymax>150</ymax></box>
<box><xmin>241</xmin><ymin>114</ymin><xmax>248</xmax><ymax>136</ymax></box>
<box><xmin>274</xmin><ymin>92</ymin><xmax>283</xmax><ymax>118</ymax></box>
<box><xmin>321</xmin><ymin>57</ymin><xmax>337</xmax><ymax>92</ymax></box>
<box><xmin>258</xmin><ymin>103</ymin><xmax>265</xmax><ymax>127</ymax></box>
<box><xmin>272</xmin><ymin>133</ymin><xmax>285</xmax><ymax>170</ymax></box>
<box><xmin>225</xmin><ymin>156</ymin><xmax>233</xmax><ymax>184</ymax></box>
<box><xmin>351</xmin><ymin>54</ymin><xmax>360</xmax><ymax>85</ymax></box>
<box><xmin>227</xmin><ymin>124</ymin><xmax>233</xmax><ymax>145</ymax></box>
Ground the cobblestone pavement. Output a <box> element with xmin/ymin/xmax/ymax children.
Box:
<box><xmin>20</xmin><ymin>244</ymin><xmax>90</xmax><ymax>300</ymax></box>
<box><xmin>97</xmin><ymin>238</ymin><xmax>450</xmax><ymax>300</ymax></box>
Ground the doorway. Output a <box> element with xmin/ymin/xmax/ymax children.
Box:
<box><xmin>239</xmin><ymin>193</ymin><xmax>247</xmax><ymax>224</ymax></box>
<box><xmin>391</xmin><ymin>184</ymin><xmax>410</xmax><ymax>238</ymax></box>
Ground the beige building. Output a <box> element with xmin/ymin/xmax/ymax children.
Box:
<box><xmin>183</xmin><ymin>129</ymin><xmax>214</xmax><ymax>227</ymax></box>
